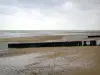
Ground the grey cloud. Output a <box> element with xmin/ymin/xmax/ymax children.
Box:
<box><xmin>69</xmin><ymin>0</ymin><xmax>100</xmax><ymax>11</ymax></box>
<box><xmin>0</xmin><ymin>0</ymin><xmax>100</xmax><ymax>30</ymax></box>
<box><xmin>1</xmin><ymin>0</ymin><xmax>100</xmax><ymax>11</ymax></box>
<box><xmin>0</xmin><ymin>0</ymin><xmax>100</xmax><ymax>15</ymax></box>
<box><xmin>0</xmin><ymin>0</ymin><xmax>19</xmax><ymax>15</ymax></box>
<box><xmin>17</xmin><ymin>0</ymin><xmax>64</xmax><ymax>8</ymax></box>
<box><xmin>0</xmin><ymin>0</ymin><xmax>18</xmax><ymax>6</ymax></box>
<box><xmin>70</xmin><ymin>0</ymin><xmax>100</xmax><ymax>4</ymax></box>
<box><xmin>0</xmin><ymin>5</ymin><xmax>18</xmax><ymax>15</ymax></box>
<box><xmin>18</xmin><ymin>0</ymin><xmax>64</xmax><ymax>5</ymax></box>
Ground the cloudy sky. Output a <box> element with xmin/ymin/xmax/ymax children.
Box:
<box><xmin>0</xmin><ymin>0</ymin><xmax>100</xmax><ymax>30</ymax></box>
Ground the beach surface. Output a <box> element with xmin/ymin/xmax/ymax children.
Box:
<box><xmin>0</xmin><ymin>31</ymin><xmax>100</xmax><ymax>75</ymax></box>
<box><xmin>0</xmin><ymin>46</ymin><xmax>100</xmax><ymax>75</ymax></box>
<box><xmin>0</xmin><ymin>31</ymin><xmax>100</xmax><ymax>42</ymax></box>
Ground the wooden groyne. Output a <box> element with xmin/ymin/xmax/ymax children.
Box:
<box><xmin>8</xmin><ymin>40</ymin><xmax>97</xmax><ymax>48</ymax></box>
<box><xmin>88</xmin><ymin>35</ymin><xmax>100</xmax><ymax>38</ymax></box>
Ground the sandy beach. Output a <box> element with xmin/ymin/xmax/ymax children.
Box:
<box><xmin>0</xmin><ymin>32</ymin><xmax>100</xmax><ymax>75</ymax></box>
<box><xmin>0</xmin><ymin>46</ymin><xmax>100</xmax><ymax>75</ymax></box>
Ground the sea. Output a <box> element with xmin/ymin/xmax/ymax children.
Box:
<box><xmin>0</xmin><ymin>30</ymin><xmax>100</xmax><ymax>38</ymax></box>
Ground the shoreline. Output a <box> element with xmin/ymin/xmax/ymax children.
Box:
<box><xmin>0</xmin><ymin>35</ymin><xmax>100</xmax><ymax>42</ymax></box>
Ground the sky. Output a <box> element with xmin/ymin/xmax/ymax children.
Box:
<box><xmin>0</xmin><ymin>0</ymin><xmax>100</xmax><ymax>30</ymax></box>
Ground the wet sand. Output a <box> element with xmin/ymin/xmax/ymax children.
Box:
<box><xmin>0</xmin><ymin>34</ymin><xmax>100</xmax><ymax>75</ymax></box>
<box><xmin>0</xmin><ymin>46</ymin><xmax>100</xmax><ymax>75</ymax></box>
<box><xmin>0</xmin><ymin>35</ymin><xmax>64</xmax><ymax>42</ymax></box>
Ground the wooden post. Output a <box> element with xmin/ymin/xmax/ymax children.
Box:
<box><xmin>90</xmin><ymin>40</ymin><xmax>96</xmax><ymax>46</ymax></box>
<box><xmin>83</xmin><ymin>41</ymin><xmax>87</xmax><ymax>46</ymax></box>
